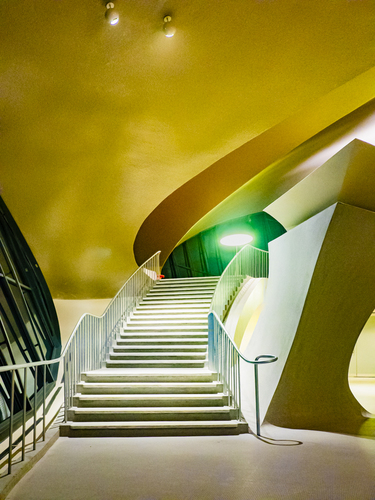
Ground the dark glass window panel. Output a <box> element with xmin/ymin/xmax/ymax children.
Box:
<box><xmin>0</xmin><ymin>287</ymin><xmax>27</xmax><ymax>352</ymax></box>
<box><xmin>0</xmin><ymin>237</ymin><xmax>21</xmax><ymax>282</ymax></box>
<box><xmin>0</xmin><ymin>245</ymin><xmax>13</xmax><ymax>279</ymax></box>
<box><xmin>0</xmin><ymin>197</ymin><xmax>61</xmax><ymax>425</ymax></box>
<box><xmin>24</xmin><ymin>292</ymin><xmax>48</xmax><ymax>345</ymax></box>
<box><xmin>9</xmin><ymin>284</ymin><xmax>40</xmax><ymax>350</ymax></box>
<box><xmin>0</xmin><ymin>343</ymin><xmax>13</xmax><ymax>368</ymax></box>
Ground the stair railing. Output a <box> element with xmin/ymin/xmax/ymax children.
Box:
<box><xmin>208</xmin><ymin>244</ymin><xmax>277</xmax><ymax>436</ymax></box>
<box><xmin>0</xmin><ymin>251</ymin><xmax>160</xmax><ymax>474</ymax></box>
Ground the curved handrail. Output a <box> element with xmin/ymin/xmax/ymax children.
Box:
<box><xmin>0</xmin><ymin>251</ymin><xmax>161</xmax><ymax>374</ymax></box>
<box><xmin>0</xmin><ymin>250</ymin><xmax>161</xmax><ymax>473</ymax></box>
<box><xmin>209</xmin><ymin>244</ymin><xmax>269</xmax><ymax>322</ymax></box>
<box><xmin>210</xmin><ymin>311</ymin><xmax>277</xmax><ymax>365</ymax></box>
<box><xmin>208</xmin><ymin>245</ymin><xmax>276</xmax><ymax>436</ymax></box>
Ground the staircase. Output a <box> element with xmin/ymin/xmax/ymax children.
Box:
<box><xmin>60</xmin><ymin>277</ymin><xmax>248</xmax><ymax>437</ymax></box>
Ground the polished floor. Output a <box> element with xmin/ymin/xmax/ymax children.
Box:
<box><xmin>5</xmin><ymin>379</ymin><xmax>375</xmax><ymax>500</ymax></box>
<box><xmin>5</xmin><ymin>425</ymin><xmax>375</xmax><ymax>500</ymax></box>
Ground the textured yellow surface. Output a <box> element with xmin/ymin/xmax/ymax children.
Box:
<box><xmin>1</xmin><ymin>0</ymin><xmax>375</xmax><ymax>298</ymax></box>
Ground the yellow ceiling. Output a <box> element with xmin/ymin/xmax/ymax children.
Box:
<box><xmin>1</xmin><ymin>0</ymin><xmax>374</xmax><ymax>299</ymax></box>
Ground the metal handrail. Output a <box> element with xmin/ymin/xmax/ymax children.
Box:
<box><xmin>208</xmin><ymin>244</ymin><xmax>277</xmax><ymax>436</ymax></box>
<box><xmin>0</xmin><ymin>251</ymin><xmax>160</xmax><ymax>474</ymax></box>
<box><xmin>210</xmin><ymin>244</ymin><xmax>269</xmax><ymax>322</ymax></box>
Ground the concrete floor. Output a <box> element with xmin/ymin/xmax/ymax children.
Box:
<box><xmin>5</xmin><ymin>423</ymin><xmax>375</xmax><ymax>500</ymax></box>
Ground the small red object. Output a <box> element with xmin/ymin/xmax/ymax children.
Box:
<box><xmin>157</xmin><ymin>274</ymin><xmax>165</xmax><ymax>279</ymax></box>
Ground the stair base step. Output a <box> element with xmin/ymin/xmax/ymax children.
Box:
<box><xmin>60</xmin><ymin>420</ymin><xmax>248</xmax><ymax>437</ymax></box>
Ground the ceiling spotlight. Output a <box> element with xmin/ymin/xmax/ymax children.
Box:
<box><xmin>105</xmin><ymin>2</ymin><xmax>119</xmax><ymax>25</ymax></box>
<box><xmin>163</xmin><ymin>15</ymin><xmax>176</xmax><ymax>37</ymax></box>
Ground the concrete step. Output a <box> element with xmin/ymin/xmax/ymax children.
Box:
<box><xmin>130</xmin><ymin>313</ymin><xmax>208</xmax><ymax>320</ymax></box>
<box><xmin>116</xmin><ymin>338</ymin><xmax>207</xmax><ymax>346</ymax></box>
<box><xmin>60</xmin><ymin>420</ymin><xmax>248</xmax><ymax>438</ymax></box>
<box><xmin>122</xmin><ymin>325</ymin><xmax>208</xmax><ymax>332</ymax></box>
<box><xmin>149</xmin><ymin>286</ymin><xmax>216</xmax><ymax>293</ymax></box>
<box><xmin>126</xmin><ymin>319</ymin><xmax>208</xmax><ymax>326</ymax></box>
<box><xmin>132</xmin><ymin>309</ymin><xmax>209</xmax><ymax>316</ymax></box>
<box><xmin>156</xmin><ymin>278</ymin><xmax>219</xmax><ymax>284</ymax></box>
<box><xmin>73</xmin><ymin>393</ymin><xmax>228</xmax><ymax>407</ymax></box>
<box><xmin>108</xmin><ymin>352</ymin><xmax>207</xmax><ymax>361</ymax></box>
<box><xmin>146</xmin><ymin>292</ymin><xmax>215</xmax><ymax>298</ymax></box>
<box><xmin>76</xmin><ymin>381</ymin><xmax>223</xmax><ymax>394</ymax></box>
<box><xmin>105</xmin><ymin>360</ymin><xmax>206</xmax><ymax>369</ymax></box>
<box><xmin>81</xmin><ymin>369</ymin><xmax>218</xmax><ymax>384</ymax></box>
<box><xmin>142</xmin><ymin>292</ymin><xmax>213</xmax><ymax>304</ymax></box>
<box><xmin>67</xmin><ymin>406</ymin><xmax>239</xmax><ymax>422</ymax></box>
<box><xmin>112</xmin><ymin>345</ymin><xmax>207</xmax><ymax>353</ymax></box>
<box><xmin>119</xmin><ymin>332</ymin><xmax>208</xmax><ymax>340</ymax></box>
<box><xmin>137</xmin><ymin>301</ymin><xmax>211</xmax><ymax>309</ymax></box>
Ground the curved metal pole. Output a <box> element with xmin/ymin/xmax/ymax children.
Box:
<box><xmin>208</xmin><ymin>311</ymin><xmax>278</xmax><ymax>436</ymax></box>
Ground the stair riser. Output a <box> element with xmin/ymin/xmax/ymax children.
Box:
<box><xmin>144</xmin><ymin>296</ymin><xmax>214</xmax><ymax>301</ymax></box>
<box><xmin>73</xmin><ymin>397</ymin><xmax>228</xmax><ymax>408</ymax></box>
<box><xmin>116</xmin><ymin>340</ymin><xmax>207</xmax><ymax>346</ymax></box>
<box><xmin>132</xmin><ymin>305</ymin><xmax>210</xmax><ymax>312</ymax></box>
<box><xmin>126</xmin><ymin>321</ymin><xmax>208</xmax><ymax>326</ymax></box>
<box><xmin>119</xmin><ymin>334</ymin><xmax>208</xmax><ymax>339</ymax></box>
<box><xmin>67</xmin><ymin>410</ymin><xmax>238</xmax><ymax>422</ymax></box>
<box><xmin>82</xmin><ymin>374</ymin><xmax>217</xmax><ymax>383</ymax></box>
<box><xmin>123</xmin><ymin>323</ymin><xmax>207</xmax><ymax>334</ymax></box>
<box><xmin>130</xmin><ymin>316</ymin><xmax>208</xmax><ymax>321</ymax></box>
<box><xmin>60</xmin><ymin>426</ymin><xmax>246</xmax><ymax>438</ymax></box>
<box><xmin>112</xmin><ymin>347</ymin><xmax>207</xmax><ymax>353</ymax></box>
<box><xmin>105</xmin><ymin>361</ymin><xmax>206</xmax><ymax>368</ymax></box>
<box><xmin>108</xmin><ymin>354</ymin><xmax>207</xmax><ymax>361</ymax></box>
<box><xmin>138</xmin><ymin>302</ymin><xmax>211</xmax><ymax>307</ymax></box>
<box><xmin>76</xmin><ymin>384</ymin><xmax>224</xmax><ymax>395</ymax></box>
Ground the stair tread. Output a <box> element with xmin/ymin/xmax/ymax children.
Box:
<box><xmin>70</xmin><ymin>406</ymin><xmax>233</xmax><ymax>413</ymax></box>
<box><xmin>62</xmin><ymin>420</ymin><xmax>242</xmax><ymax>428</ymax></box>
<box><xmin>138</xmin><ymin>303</ymin><xmax>211</xmax><ymax>307</ymax></box>
<box><xmin>75</xmin><ymin>393</ymin><xmax>226</xmax><ymax>400</ymax></box>
<box><xmin>127</xmin><ymin>317</ymin><xmax>208</xmax><ymax>322</ymax></box>
<box><xmin>122</xmin><ymin>326</ymin><xmax>208</xmax><ymax>331</ymax></box>
<box><xmin>142</xmin><ymin>296</ymin><xmax>213</xmax><ymax>301</ymax></box>
<box><xmin>131</xmin><ymin>314</ymin><xmax>208</xmax><ymax>318</ymax></box>
<box><xmin>126</xmin><ymin>321</ymin><xmax>208</xmax><ymax>326</ymax></box>
<box><xmin>110</xmin><ymin>352</ymin><xmax>207</xmax><ymax>357</ymax></box>
<box><xmin>107</xmin><ymin>359</ymin><xmax>204</xmax><ymax>365</ymax></box>
<box><xmin>113</xmin><ymin>345</ymin><xmax>207</xmax><ymax>350</ymax></box>
<box><xmin>78</xmin><ymin>382</ymin><xmax>220</xmax><ymax>388</ymax></box>
<box><xmin>83</xmin><ymin>368</ymin><xmax>215</xmax><ymax>374</ymax></box>
<box><xmin>120</xmin><ymin>332</ymin><xmax>208</xmax><ymax>336</ymax></box>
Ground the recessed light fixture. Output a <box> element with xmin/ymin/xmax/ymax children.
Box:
<box><xmin>163</xmin><ymin>15</ymin><xmax>176</xmax><ymax>37</ymax></box>
<box><xmin>105</xmin><ymin>2</ymin><xmax>119</xmax><ymax>25</ymax></box>
<box><xmin>220</xmin><ymin>234</ymin><xmax>253</xmax><ymax>247</ymax></box>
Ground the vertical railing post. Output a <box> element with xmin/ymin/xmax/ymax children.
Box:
<box><xmin>33</xmin><ymin>366</ymin><xmax>37</xmax><ymax>450</ymax></box>
<box><xmin>64</xmin><ymin>355</ymin><xmax>68</xmax><ymax>422</ymax></box>
<box><xmin>22</xmin><ymin>368</ymin><xmax>27</xmax><ymax>462</ymax></box>
<box><xmin>42</xmin><ymin>365</ymin><xmax>46</xmax><ymax>441</ymax></box>
<box><xmin>207</xmin><ymin>312</ymin><xmax>214</xmax><ymax>370</ymax></box>
<box><xmin>8</xmin><ymin>369</ymin><xmax>15</xmax><ymax>474</ymax></box>
<box><xmin>254</xmin><ymin>362</ymin><xmax>261</xmax><ymax>437</ymax></box>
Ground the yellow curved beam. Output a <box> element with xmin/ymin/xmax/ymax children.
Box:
<box><xmin>134</xmin><ymin>66</ymin><xmax>375</xmax><ymax>266</ymax></box>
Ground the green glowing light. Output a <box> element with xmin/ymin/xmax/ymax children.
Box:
<box><xmin>220</xmin><ymin>233</ymin><xmax>253</xmax><ymax>247</ymax></box>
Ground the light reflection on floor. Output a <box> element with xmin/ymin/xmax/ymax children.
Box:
<box><xmin>349</xmin><ymin>377</ymin><xmax>375</xmax><ymax>414</ymax></box>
